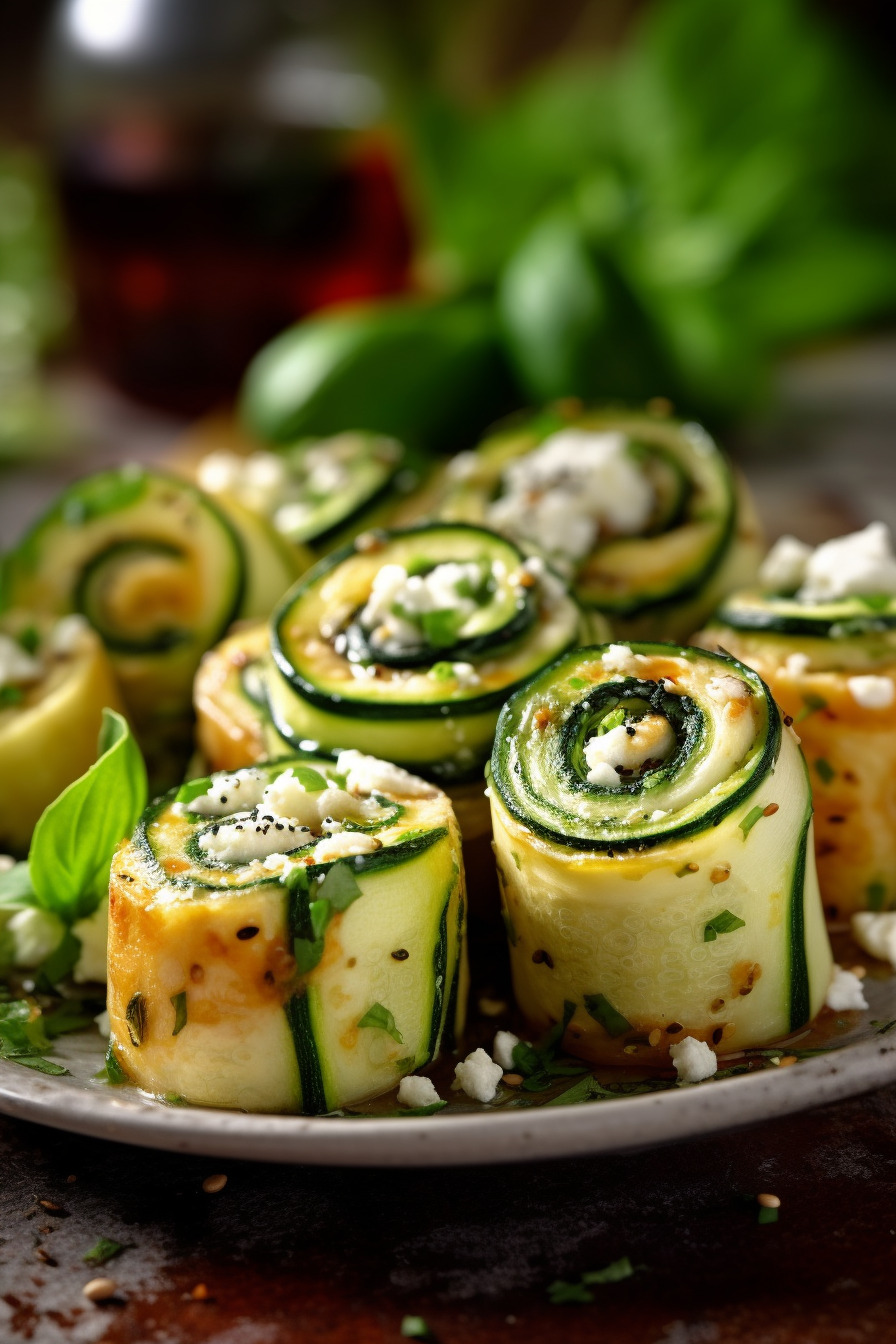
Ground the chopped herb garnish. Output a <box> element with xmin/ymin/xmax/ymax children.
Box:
<box><xmin>501</xmin><ymin>907</ymin><xmax>518</xmax><ymax>947</ymax></box>
<box><xmin>175</xmin><ymin>776</ymin><xmax>212</xmax><ymax>805</ymax></box>
<box><xmin>358</xmin><ymin>1002</ymin><xmax>403</xmax><ymax>1044</ymax></box>
<box><xmin>17</xmin><ymin>625</ymin><xmax>40</xmax><ymax>655</ymax></box>
<box><xmin>294</xmin><ymin>936</ymin><xmax>325</xmax><ymax>974</ymax></box>
<box><xmin>170</xmin><ymin>991</ymin><xmax>187</xmax><ymax>1036</ymax></box>
<box><xmin>738</xmin><ymin>805</ymin><xmax>765</xmax><ymax>838</ymax></box>
<box><xmin>37</xmin><ymin>928</ymin><xmax>82</xmax><ymax>988</ymax></box>
<box><xmin>548</xmin><ymin>1279</ymin><xmax>594</xmax><ymax>1305</ymax></box>
<box><xmin>548</xmin><ymin>1258</ymin><xmax>636</xmax><ymax>1303</ymax></box>
<box><xmin>293</xmin><ymin>766</ymin><xmax>328</xmax><ymax>792</ymax></box>
<box><xmin>429</xmin><ymin>661</ymin><xmax>455</xmax><ymax>682</ymax></box>
<box><xmin>0</xmin><ymin>686</ymin><xmax>24</xmax><ymax>706</ymax></box>
<box><xmin>584</xmin><ymin>993</ymin><xmax>632</xmax><ymax>1038</ymax></box>
<box><xmin>510</xmin><ymin>850</ymin><xmax>522</xmax><ymax>871</ymax></box>
<box><xmin>292</xmin><ymin>863</ymin><xmax>364</xmax><ymax>972</ymax></box>
<box><xmin>796</xmin><ymin>692</ymin><xmax>827</xmax><ymax>723</ymax></box>
<box><xmin>0</xmin><ymin>1000</ymin><xmax>70</xmax><ymax>1076</ymax></box>
<box><xmin>405</xmin><ymin>557</ymin><xmax>432</xmax><ymax>578</ymax></box>
<box><xmin>420</xmin><ymin>607</ymin><xmax>465</xmax><ymax>649</ymax></box>
<box><xmin>511</xmin><ymin>1001</ymin><xmax>577</xmax><ymax>1090</ymax></box>
<box><xmin>757</xmin><ymin>1205</ymin><xmax>779</xmax><ymax>1225</ymax></box>
<box><xmin>568</xmin><ymin>676</ymin><xmax>587</xmax><ymax>690</ymax></box>
<box><xmin>401</xmin><ymin>1316</ymin><xmax>435</xmax><ymax>1339</ymax></box>
<box><xmin>582</xmin><ymin>1257</ymin><xmax>636</xmax><ymax>1285</ymax></box>
<box><xmin>857</xmin><ymin>593</ymin><xmax>892</xmax><ymax>611</ymax></box>
<box><xmin>703</xmin><ymin>910</ymin><xmax>746</xmax><ymax>942</ymax></box>
<box><xmin>317</xmin><ymin>862</ymin><xmax>362</xmax><ymax>911</ymax></box>
<box><xmin>103</xmin><ymin>1041</ymin><xmax>129</xmax><ymax>1084</ymax></box>
<box><xmin>597</xmin><ymin>706</ymin><xmax>626</xmax><ymax>735</ymax></box>
<box><xmin>83</xmin><ymin>1238</ymin><xmax>127</xmax><ymax>1267</ymax></box>
<box><xmin>125</xmin><ymin>992</ymin><xmax>146</xmax><ymax>1047</ymax></box>
<box><xmin>814</xmin><ymin>758</ymin><xmax>835</xmax><ymax>785</ymax></box>
<box><xmin>867</xmin><ymin>881</ymin><xmax>887</xmax><ymax>912</ymax></box>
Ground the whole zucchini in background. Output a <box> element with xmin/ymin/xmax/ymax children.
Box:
<box><xmin>107</xmin><ymin>753</ymin><xmax>467</xmax><ymax>1113</ymax></box>
<box><xmin>488</xmin><ymin>642</ymin><xmax>833</xmax><ymax>1067</ymax></box>
<box><xmin>239</xmin><ymin>295</ymin><xmax>517</xmax><ymax>454</ymax></box>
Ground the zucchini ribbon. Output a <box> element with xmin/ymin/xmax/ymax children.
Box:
<box><xmin>432</xmin><ymin>404</ymin><xmax>762</xmax><ymax>641</ymax></box>
<box><xmin>487</xmin><ymin>642</ymin><xmax>832</xmax><ymax>1066</ymax></box>
<box><xmin>107</xmin><ymin>753</ymin><xmax>467</xmax><ymax>1113</ymax></box>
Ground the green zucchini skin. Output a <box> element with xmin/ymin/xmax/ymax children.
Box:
<box><xmin>431</xmin><ymin>404</ymin><xmax>762</xmax><ymax>640</ymax></box>
<box><xmin>108</xmin><ymin>752</ymin><xmax>467</xmax><ymax>1114</ymax></box>
<box><xmin>487</xmin><ymin>641</ymin><xmax>832</xmax><ymax>1065</ymax></box>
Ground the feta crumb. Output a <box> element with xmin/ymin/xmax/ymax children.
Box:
<box><xmin>669</xmin><ymin>1036</ymin><xmax>717</xmax><ymax>1084</ymax></box>
<box><xmin>759</xmin><ymin>535</ymin><xmax>812</xmax><ymax>592</ymax></box>
<box><xmin>49</xmin><ymin>614</ymin><xmax>91</xmax><ymax>656</ymax></box>
<box><xmin>450</xmin><ymin>662</ymin><xmax>480</xmax><ymax>689</ymax></box>
<box><xmin>397</xmin><ymin>1075</ymin><xmax>441</xmax><ymax>1109</ymax></box>
<box><xmin>72</xmin><ymin>901</ymin><xmax>109</xmax><ymax>983</ymax></box>
<box><xmin>799</xmin><ymin>522</ymin><xmax>896</xmax><ymax>603</ymax></box>
<box><xmin>785</xmin><ymin>652</ymin><xmax>810</xmax><ymax>677</ymax></box>
<box><xmin>7</xmin><ymin>907</ymin><xmax>66</xmax><ymax>967</ymax></box>
<box><xmin>602</xmin><ymin>643</ymin><xmax>633</xmax><ymax>674</ymax></box>
<box><xmin>336</xmin><ymin>750</ymin><xmax>438</xmax><ymax>799</ymax></box>
<box><xmin>199</xmin><ymin>812</ymin><xmax>311</xmax><ymax>864</ymax></box>
<box><xmin>453</xmin><ymin>1047</ymin><xmax>504</xmax><ymax>1102</ymax></box>
<box><xmin>584</xmin><ymin>714</ymin><xmax>675</xmax><ymax>786</ymax></box>
<box><xmin>706</xmin><ymin>675</ymin><xmax>752</xmax><ymax>704</ymax></box>
<box><xmin>650</xmin><ymin>810</ymin><xmax>668</xmax><ymax>821</ymax></box>
<box><xmin>847</xmin><ymin>675</ymin><xmax>895</xmax><ymax>710</ymax></box>
<box><xmin>358</xmin><ymin>560</ymin><xmax>483</xmax><ymax>651</ymax></box>
<box><xmin>0</xmin><ymin>633</ymin><xmax>42</xmax><ymax>687</ymax></box>
<box><xmin>187</xmin><ymin>769</ymin><xmax>268</xmax><ymax>816</ymax></box>
<box><xmin>825</xmin><ymin>964</ymin><xmax>868</xmax><ymax>1012</ymax></box>
<box><xmin>493</xmin><ymin>1030</ymin><xmax>521</xmax><ymax>1071</ymax></box>
<box><xmin>312</xmin><ymin>831</ymin><xmax>381</xmax><ymax>864</ymax></box>
<box><xmin>94</xmin><ymin>1008</ymin><xmax>111</xmax><ymax>1038</ymax></box>
<box><xmin>852</xmin><ymin>911</ymin><xmax>896</xmax><ymax>968</ymax></box>
<box><xmin>585</xmin><ymin>761</ymin><xmax>621</xmax><ymax>789</ymax></box>
<box><xmin>446</xmin><ymin>451</ymin><xmax>479</xmax><ymax>482</ymax></box>
<box><xmin>198</xmin><ymin>450</ymin><xmax>290</xmax><ymax>516</ymax></box>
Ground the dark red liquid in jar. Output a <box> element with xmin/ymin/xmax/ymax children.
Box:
<box><xmin>57</xmin><ymin>127</ymin><xmax>413</xmax><ymax>414</ymax></box>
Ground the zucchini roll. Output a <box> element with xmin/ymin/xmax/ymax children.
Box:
<box><xmin>433</xmin><ymin>404</ymin><xmax>761</xmax><ymax>641</ymax></box>
<box><xmin>190</xmin><ymin>422</ymin><xmax>428</xmax><ymax>559</ymax></box>
<box><xmin>0</xmin><ymin>613</ymin><xmax>124</xmax><ymax>854</ymax></box>
<box><xmin>699</xmin><ymin>523</ymin><xmax>896</xmax><ymax>918</ymax></box>
<box><xmin>487</xmin><ymin>642</ymin><xmax>832</xmax><ymax>1066</ymax></box>
<box><xmin>0</xmin><ymin>467</ymin><xmax>298</xmax><ymax>783</ymax></box>
<box><xmin>107</xmin><ymin>752</ymin><xmax>467</xmax><ymax>1113</ymax></box>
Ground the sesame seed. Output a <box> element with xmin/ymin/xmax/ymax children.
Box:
<box><xmin>83</xmin><ymin>1277</ymin><xmax>118</xmax><ymax>1302</ymax></box>
<box><xmin>779</xmin><ymin>1055</ymin><xmax>798</xmax><ymax>1067</ymax></box>
<box><xmin>191</xmin><ymin>1283</ymin><xmax>210</xmax><ymax>1300</ymax></box>
<box><xmin>763</xmin><ymin>804</ymin><xmax>779</xmax><ymax>817</ymax></box>
<box><xmin>202</xmin><ymin>1174</ymin><xmax>227</xmax><ymax>1194</ymax></box>
<box><xmin>710</xmin><ymin>865</ymin><xmax>731</xmax><ymax>884</ymax></box>
<box><xmin>757</xmin><ymin>1193</ymin><xmax>781</xmax><ymax>1209</ymax></box>
<box><xmin>648</xmin><ymin>1029</ymin><xmax>661</xmax><ymax>1047</ymax></box>
<box><xmin>502</xmin><ymin>1073</ymin><xmax>523</xmax><ymax>1087</ymax></box>
<box><xmin>687</xmin><ymin>862</ymin><xmax>699</xmax><ymax>872</ymax></box>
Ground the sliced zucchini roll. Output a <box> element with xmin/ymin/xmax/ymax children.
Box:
<box><xmin>700</xmin><ymin>523</ymin><xmax>896</xmax><ymax>918</ymax></box>
<box><xmin>0</xmin><ymin>613</ymin><xmax>124</xmax><ymax>854</ymax></box>
<box><xmin>191</xmin><ymin>423</ymin><xmax>428</xmax><ymax>559</ymax></box>
<box><xmin>432</xmin><ymin>404</ymin><xmax>762</xmax><ymax>641</ymax></box>
<box><xmin>0</xmin><ymin>467</ymin><xmax>298</xmax><ymax>783</ymax></box>
<box><xmin>107</xmin><ymin>752</ymin><xmax>467</xmax><ymax>1113</ymax></box>
<box><xmin>487</xmin><ymin>642</ymin><xmax>832</xmax><ymax>1066</ymax></box>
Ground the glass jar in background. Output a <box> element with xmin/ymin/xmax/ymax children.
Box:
<box><xmin>42</xmin><ymin>0</ymin><xmax>412</xmax><ymax>414</ymax></box>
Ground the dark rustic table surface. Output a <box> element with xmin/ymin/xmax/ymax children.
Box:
<box><xmin>2</xmin><ymin>353</ymin><xmax>896</xmax><ymax>1344</ymax></box>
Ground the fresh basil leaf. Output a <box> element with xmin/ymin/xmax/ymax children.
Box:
<box><xmin>316</xmin><ymin>862</ymin><xmax>362</xmax><ymax>912</ymax></box>
<box><xmin>170</xmin><ymin>991</ymin><xmax>187</xmax><ymax>1036</ymax></box>
<box><xmin>0</xmin><ymin>685</ymin><xmax>24</xmax><ymax>706</ymax></box>
<box><xmin>175</xmin><ymin>776</ymin><xmax>212</xmax><ymax>805</ymax></box>
<box><xmin>103</xmin><ymin>1041</ymin><xmax>129</xmax><ymax>1084</ymax></box>
<box><xmin>510</xmin><ymin>1040</ymin><xmax>543</xmax><ymax>1077</ymax></box>
<box><xmin>393</xmin><ymin>1101</ymin><xmax>447</xmax><ymax>1117</ymax></box>
<box><xmin>584</xmin><ymin>993</ymin><xmax>632</xmax><ymax>1038</ymax></box>
<box><xmin>6</xmin><ymin>1052</ymin><xmax>69</xmax><ymax>1076</ymax></box>
<box><xmin>420</xmin><ymin>608</ymin><xmax>465</xmax><ymax>649</ymax></box>
<box><xmin>0</xmin><ymin>861</ymin><xmax>36</xmax><ymax>909</ymax></box>
<box><xmin>309</xmin><ymin>898</ymin><xmax>332</xmax><ymax>942</ymax></box>
<box><xmin>84</xmin><ymin>1238</ymin><xmax>127</xmax><ymax>1267</ymax></box>
<box><xmin>358</xmin><ymin>1002</ymin><xmax>403</xmax><ymax>1044</ymax></box>
<box><xmin>704</xmin><ymin>910</ymin><xmax>746</xmax><ymax>942</ymax></box>
<box><xmin>539</xmin><ymin>999</ymin><xmax>576</xmax><ymax>1061</ymax></box>
<box><xmin>29</xmin><ymin>708</ymin><xmax>147</xmax><ymax>922</ymax></box>
<box><xmin>294</xmin><ymin>936</ymin><xmax>325</xmax><ymax>974</ymax></box>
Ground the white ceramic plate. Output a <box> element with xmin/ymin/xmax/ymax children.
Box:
<box><xmin>1</xmin><ymin>960</ymin><xmax>894</xmax><ymax>1167</ymax></box>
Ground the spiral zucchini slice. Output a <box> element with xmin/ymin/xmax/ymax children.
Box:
<box><xmin>702</xmin><ymin>590</ymin><xmax>896</xmax><ymax>918</ymax></box>
<box><xmin>487</xmin><ymin>642</ymin><xmax>832</xmax><ymax>1066</ymax></box>
<box><xmin>433</xmin><ymin>404</ymin><xmax>761</xmax><ymax>641</ymax></box>
<box><xmin>0</xmin><ymin>614</ymin><xmax>125</xmax><ymax>854</ymax></box>
<box><xmin>107</xmin><ymin>753</ymin><xmax>467</xmax><ymax>1113</ymax></box>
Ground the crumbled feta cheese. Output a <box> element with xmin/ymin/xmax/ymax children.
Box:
<box><xmin>492</xmin><ymin>1030</ymin><xmax>521</xmax><ymax>1071</ymax></box>
<box><xmin>0</xmin><ymin>854</ymin><xmax>14</xmax><ymax>872</ymax></box>
<box><xmin>706</xmin><ymin>675</ymin><xmax>752</xmax><ymax>704</ymax></box>
<box><xmin>852</xmin><ymin>911</ymin><xmax>896</xmax><ymax>967</ymax></box>
<box><xmin>49</xmin><ymin>614</ymin><xmax>91</xmax><ymax>656</ymax></box>
<box><xmin>448</xmin><ymin>662</ymin><xmax>480</xmax><ymax>688</ymax></box>
<box><xmin>785</xmin><ymin>652</ymin><xmax>810</xmax><ymax>677</ymax></box>
<box><xmin>602</xmin><ymin>644</ymin><xmax>633</xmax><ymax>674</ymax></box>
<box><xmin>759</xmin><ymin>535</ymin><xmax>812</xmax><ymax>592</ymax></box>
<box><xmin>72</xmin><ymin>901</ymin><xmax>109</xmax><ymax>983</ymax></box>
<box><xmin>7</xmin><ymin>907</ymin><xmax>65</xmax><ymax>967</ymax></box>
<box><xmin>358</xmin><ymin>560</ymin><xmax>493</xmax><ymax>653</ymax></box>
<box><xmin>453</xmin><ymin>1047</ymin><xmax>504</xmax><ymax>1103</ymax></box>
<box><xmin>94</xmin><ymin>1008</ymin><xmax>111</xmax><ymax>1037</ymax></box>
<box><xmin>584</xmin><ymin>715</ymin><xmax>675</xmax><ymax>786</ymax></box>
<box><xmin>199</xmin><ymin>813</ymin><xmax>313</xmax><ymax>864</ymax></box>
<box><xmin>0</xmin><ymin>633</ymin><xmax>41</xmax><ymax>687</ymax></box>
<box><xmin>799</xmin><ymin>522</ymin><xmax>896</xmax><ymax>603</ymax></box>
<box><xmin>312</xmin><ymin>832</ymin><xmax>381</xmax><ymax>864</ymax></box>
<box><xmin>187</xmin><ymin>769</ymin><xmax>268</xmax><ymax>816</ymax></box>
<box><xmin>337</xmin><ymin>750</ymin><xmax>438</xmax><ymax>799</ymax></box>
<box><xmin>650</xmin><ymin>810</ymin><xmax>668</xmax><ymax>821</ymax></box>
<box><xmin>273</xmin><ymin>501</ymin><xmax>314</xmax><ymax>534</ymax></box>
<box><xmin>486</xmin><ymin>430</ymin><xmax>654</xmax><ymax>565</ymax></box>
<box><xmin>847</xmin><ymin>675</ymin><xmax>895</xmax><ymax>710</ymax></box>
<box><xmin>669</xmin><ymin>1036</ymin><xmax>717</xmax><ymax>1084</ymax></box>
<box><xmin>446</xmin><ymin>451</ymin><xmax>479</xmax><ymax>482</ymax></box>
<box><xmin>198</xmin><ymin>450</ymin><xmax>290</xmax><ymax>516</ymax></box>
<box><xmin>397</xmin><ymin>1075</ymin><xmax>441</xmax><ymax>1109</ymax></box>
<box><xmin>825</xmin><ymin>965</ymin><xmax>868</xmax><ymax>1012</ymax></box>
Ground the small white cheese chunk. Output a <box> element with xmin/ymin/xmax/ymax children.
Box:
<box><xmin>198</xmin><ymin>450</ymin><xmax>290</xmax><ymax>516</ymax></box>
<box><xmin>7</xmin><ymin>907</ymin><xmax>66</xmax><ymax>967</ymax></box>
<box><xmin>453</xmin><ymin>1047</ymin><xmax>504</xmax><ymax>1103</ymax></box>
<box><xmin>0</xmin><ymin>854</ymin><xmax>14</xmax><ymax>872</ymax></box>
<box><xmin>94</xmin><ymin>1008</ymin><xmax>111</xmax><ymax>1037</ymax></box>
<box><xmin>706</xmin><ymin>675</ymin><xmax>752</xmax><ymax>704</ymax></box>
<box><xmin>584</xmin><ymin>715</ymin><xmax>675</xmax><ymax>786</ymax></box>
<box><xmin>784</xmin><ymin>652</ymin><xmax>810</xmax><ymax>677</ymax></box>
<box><xmin>493</xmin><ymin>1030</ymin><xmax>521</xmax><ymax>1071</ymax></box>
<box><xmin>358</xmin><ymin>560</ymin><xmax>482</xmax><ymax>650</ymax></box>
<box><xmin>312</xmin><ymin>832</ymin><xmax>381</xmax><ymax>864</ymax></box>
<box><xmin>49</xmin><ymin>614</ymin><xmax>91</xmax><ymax>656</ymax></box>
<box><xmin>847</xmin><ymin>675</ymin><xmax>895</xmax><ymax>710</ymax></box>
<box><xmin>852</xmin><ymin>912</ymin><xmax>896</xmax><ymax>968</ymax></box>
<box><xmin>798</xmin><ymin>522</ymin><xmax>896</xmax><ymax>603</ymax></box>
<box><xmin>187</xmin><ymin>769</ymin><xmax>268</xmax><ymax>816</ymax></box>
<box><xmin>337</xmin><ymin>750</ymin><xmax>437</xmax><ymax>799</ymax></box>
<box><xmin>585</xmin><ymin>761</ymin><xmax>621</xmax><ymax>789</ymax></box>
<box><xmin>669</xmin><ymin>1036</ymin><xmax>717</xmax><ymax>1084</ymax></box>
<box><xmin>0</xmin><ymin>633</ymin><xmax>42</xmax><ymax>686</ymax></box>
<box><xmin>72</xmin><ymin>902</ymin><xmax>108</xmax><ymax>983</ymax></box>
<box><xmin>650</xmin><ymin>810</ymin><xmax>668</xmax><ymax>822</ymax></box>
<box><xmin>601</xmin><ymin>644</ymin><xmax>634</xmax><ymax>674</ymax></box>
<box><xmin>759</xmin><ymin>535</ymin><xmax>812</xmax><ymax>591</ymax></box>
<box><xmin>199</xmin><ymin>813</ymin><xmax>312</xmax><ymax>864</ymax></box>
<box><xmin>825</xmin><ymin>965</ymin><xmax>868</xmax><ymax>1012</ymax></box>
<box><xmin>397</xmin><ymin>1075</ymin><xmax>441</xmax><ymax>1109</ymax></box>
